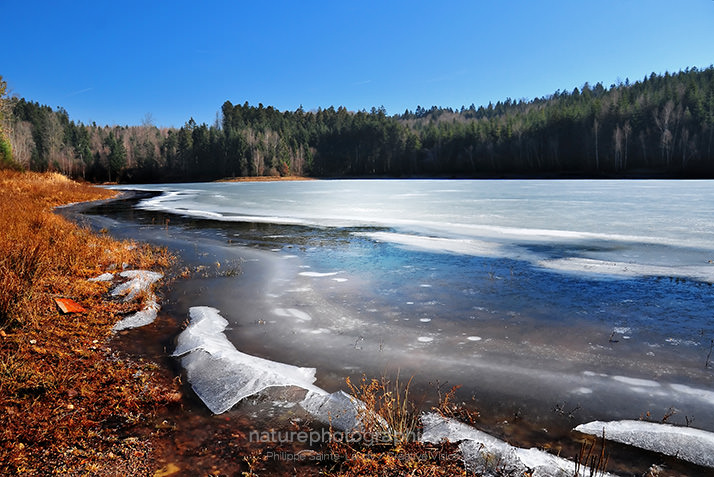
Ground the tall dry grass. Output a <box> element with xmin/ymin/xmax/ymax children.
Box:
<box><xmin>0</xmin><ymin>170</ymin><xmax>178</xmax><ymax>475</ymax></box>
<box><xmin>0</xmin><ymin>170</ymin><xmax>169</xmax><ymax>329</ymax></box>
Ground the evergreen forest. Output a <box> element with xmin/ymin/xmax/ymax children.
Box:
<box><xmin>2</xmin><ymin>66</ymin><xmax>714</xmax><ymax>181</ymax></box>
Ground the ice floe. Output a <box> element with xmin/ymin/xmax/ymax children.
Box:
<box><xmin>422</xmin><ymin>413</ymin><xmax>616</xmax><ymax>477</ymax></box>
<box><xmin>173</xmin><ymin>307</ymin><xmax>324</xmax><ymax>414</ymax></box>
<box><xmin>575</xmin><ymin>420</ymin><xmax>714</xmax><ymax>468</ymax></box>
<box><xmin>300</xmin><ymin>390</ymin><xmax>365</xmax><ymax>432</ymax></box>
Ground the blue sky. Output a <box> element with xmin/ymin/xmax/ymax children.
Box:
<box><xmin>3</xmin><ymin>1</ymin><xmax>713</xmax><ymax>127</ymax></box>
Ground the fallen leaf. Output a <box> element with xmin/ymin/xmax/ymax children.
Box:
<box><xmin>54</xmin><ymin>298</ymin><xmax>87</xmax><ymax>314</ymax></box>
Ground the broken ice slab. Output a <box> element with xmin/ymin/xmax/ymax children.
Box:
<box><xmin>422</xmin><ymin>413</ymin><xmax>617</xmax><ymax>477</ymax></box>
<box><xmin>173</xmin><ymin>306</ymin><xmax>324</xmax><ymax>414</ymax></box>
<box><xmin>575</xmin><ymin>419</ymin><xmax>714</xmax><ymax>468</ymax></box>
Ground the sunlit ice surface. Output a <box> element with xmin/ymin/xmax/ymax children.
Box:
<box><xmin>94</xmin><ymin>179</ymin><xmax>714</xmax><ymax>431</ymax></box>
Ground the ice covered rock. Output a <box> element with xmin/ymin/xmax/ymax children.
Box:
<box><xmin>422</xmin><ymin>413</ymin><xmax>616</xmax><ymax>477</ymax></box>
<box><xmin>88</xmin><ymin>272</ymin><xmax>114</xmax><ymax>282</ymax></box>
<box><xmin>575</xmin><ymin>420</ymin><xmax>714</xmax><ymax>468</ymax></box>
<box><xmin>173</xmin><ymin>306</ymin><xmax>324</xmax><ymax>414</ymax></box>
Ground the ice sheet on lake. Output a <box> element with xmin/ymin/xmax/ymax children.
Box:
<box><xmin>423</xmin><ymin>413</ymin><xmax>616</xmax><ymax>477</ymax></box>
<box><xmin>173</xmin><ymin>306</ymin><xmax>325</xmax><ymax>414</ymax></box>
<box><xmin>537</xmin><ymin>257</ymin><xmax>714</xmax><ymax>283</ymax></box>
<box><xmin>575</xmin><ymin>420</ymin><xmax>714</xmax><ymax>468</ymax></box>
<box><xmin>355</xmin><ymin>231</ymin><xmax>505</xmax><ymax>257</ymax></box>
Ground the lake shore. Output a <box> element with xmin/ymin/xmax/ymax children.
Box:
<box><xmin>0</xmin><ymin>172</ymin><xmax>475</xmax><ymax>476</ymax></box>
<box><xmin>0</xmin><ymin>171</ymin><xmax>183</xmax><ymax>475</ymax></box>
<box><xmin>7</xmin><ymin>172</ymin><xmax>710</xmax><ymax>475</ymax></box>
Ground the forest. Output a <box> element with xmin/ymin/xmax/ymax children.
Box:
<box><xmin>1</xmin><ymin>66</ymin><xmax>714</xmax><ymax>181</ymax></box>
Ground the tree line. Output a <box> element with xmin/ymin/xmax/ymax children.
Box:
<box><xmin>2</xmin><ymin>66</ymin><xmax>714</xmax><ymax>181</ymax></box>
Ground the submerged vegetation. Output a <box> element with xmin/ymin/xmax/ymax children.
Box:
<box><xmin>0</xmin><ymin>171</ymin><xmax>179</xmax><ymax>475</ymax></box>
<box><xmin>3</xmin><ymin>66</ymin><xmax>714</xmax><ymax>181</ymax></box>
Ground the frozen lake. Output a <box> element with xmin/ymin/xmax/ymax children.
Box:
<box><xmin>92</xmin><ymin>179</ymin><xmax>714</xmax><ymax>434</ymax></box>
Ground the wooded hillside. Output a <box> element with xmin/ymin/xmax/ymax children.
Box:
<box><xmin>3</xmin><ymin>66</ymin><xmax>714</xmax><ymax>181</ymax></box>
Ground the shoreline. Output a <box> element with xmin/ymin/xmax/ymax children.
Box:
<box><xmin>0</xmin><ymin>171</ymin><xmax>182</xmax><ymax>475</ymax></box>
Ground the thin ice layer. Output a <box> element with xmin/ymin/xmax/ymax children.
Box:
<box><xmin>575</xmin><ymin>420</ymin><xmax>714</xmax><ymax>468</ymax></box>
<box><xmin>173</xmin><ymin>306</ymin><xmax>325</xmax><ymax>414</ymax></box>
<box><xmin>422</xmin><ymin>413</ymin><xmax>616</xmax><ymax>477</ymax></box>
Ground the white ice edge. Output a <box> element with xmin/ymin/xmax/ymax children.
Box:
<box><xmin>575</xmin><ymin>420</ymin><xmax>714</xmax><ymax>468</ymax></box>
<box><xmin>110</xmin><ymin>270</ymin><xmax>163</xmax><ymax>301</ymax></box>
<box><xmin>538</xmin><ymin>257</ymin><xmax>714</xmax><ymax>283</ymax></box>
<box><xmin>357</xmin><ymin>231</ymin><xmax>714</xmax><ymax>282</ymax></box>
<box><xmin>98</xmin><ymin>269</ymin><xmax>164</xmax><ymax>331</ymax></box>
<box><xmin>173</xmin><ymin>306</ymin><xmax>630</xmax><ymax>474</ymax></box>
<box><xmin>422</xmin><ymin>414</ymin><xmax>617</xmax><ymax>477</ymax></box>
<box><xmin>112</xmin><ymin>299</ymin><xmax>160</xmax><ymax>331</ymax></box>
<box><xmin>355</xmin><ymin>231</ymin><xmax>505</xmax><ymax>258</ymax></box>
<box><xmin>172</xmin><ymin>306</ymin><xmax>327</xmax><ymax>415</ymax></box>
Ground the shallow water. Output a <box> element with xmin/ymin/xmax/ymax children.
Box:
<box><xmin>74</xmin><ymin>180</ymin><xmax>714</xmax><ymax>469</ymax></box>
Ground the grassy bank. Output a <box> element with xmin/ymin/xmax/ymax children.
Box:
<box><xmin>0</xmin><ymin>171</ymin><xmax>180</xmax><ymax>475</ymax></box>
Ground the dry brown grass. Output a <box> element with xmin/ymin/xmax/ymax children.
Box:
<box><xmin>323</xmin><ymin>374</ymin><xmax>475</xmax><ymax>476</ymax></box>
<box><xmin>0</xmin><ymin>170</ymin><xmax>179</xmax><ymax>475</ymax></box>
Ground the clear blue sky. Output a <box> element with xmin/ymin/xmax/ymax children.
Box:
<box><xmin>3</xmin><ymin>0</ymin><xmax>713</xmax><ymax>128</ymax></box>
